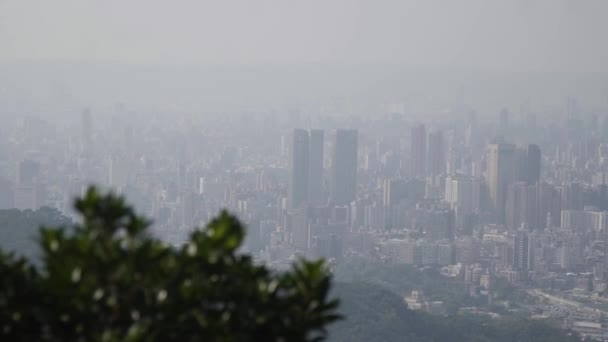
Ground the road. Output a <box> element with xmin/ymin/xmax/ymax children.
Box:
<box><xmin>527</xmin><ymin>289</ymin><xmax>608</xmax><ymax>317</ymax></box>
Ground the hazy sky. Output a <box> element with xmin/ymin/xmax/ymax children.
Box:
<box><xmin>1</xmin><ymin>0</ymin><xmax>608</xmax><ymax>73</ymax></box>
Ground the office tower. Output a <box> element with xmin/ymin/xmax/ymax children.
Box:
<box><xmin>513</xmin><ymin>148</ymin><xmax>528</xmax><ymax>182</ymax></box>
<box><xmin>445</xmin><ymin>175</ymin><xmax>482</xmax><ymax>230</ymax></box>
<box><xmin>307</xmin><ymin>129</ymin><xmax>324</xmax><ymax>204</ymax></box>
<box><xmin>383</xmin><ymin>178</ymin><xmax>405</xmax><ymax>207</ymax></box>
<box><xmin>536</xmin><ymin>182</ymin><xmax>561</xmax><ymax>228</ymax></box>
<box><xmin>506</xmin><ymin>182</ymin><xmax>538</xmax><ymax>230</ymax></box>
<box><xmin>383</xmin><ymin>178</ymin><xmax>405</xmax><ymax>230</ymax></box>
<box><xmin>411</xmin><ymin>124</ymin><xmax>426</xmax><ymax>178</ymax></box>
<box><xmin>427</xmin><ymin>130</ymin><xmax>445</xmax><ymax>177</ymax></box>
<box><xmin>525</xmin><ymin>184</ymin><xmax>540</xmax><ymax>229</ymax></box>
<box><xmin>486</xmin><ymin>143</ymin><xmax>516</xmax><ymax>224</ymax></box>
<box><xmin>288</xmin><ymin>129</ymin><xmax>310</xmax><ymax>210</ymax></box>
<box><xmin>330</xmin><ymin>129</ymin><xmax>358</xmax><ymax>206</ymax></box>
<box><xmin>512</xmin><ymin>230</ymin><xmax>529</xmax><ymax>271</ymax></box>
<box><xmin>290</xmin><ymin>207</ymin><xmax>310</xmax><ymax>251</ymax></box>
<box><xmin>505</xmin><ymin>182</ymin><xmax>524</xmax><ymax>230</ymax></box>
<box><xmin>526</xmin><ymin>144</ymin><xmax>541</xmax><ymax>185</ymax></box>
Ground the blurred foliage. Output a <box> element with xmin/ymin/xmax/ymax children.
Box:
<box><xmin>329</xmin><ymin>282</ymin><xmax>579</xmax><ymax>342</ymax></box>
<box><xmin>0</xmin><ymin>187</ymin><xmax>340</xmax><ymax>341</ymax></box>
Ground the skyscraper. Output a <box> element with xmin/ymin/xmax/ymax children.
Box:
<box><xmin>383</xmin><ymin>178</ymin><xmax>404</xmax><ymax>207</ymax></box>
<box><xmin>536</xmin><ymin>182</ymin><xmax>561</xmax><ymax>228</ymax></box>
<box><xmin>383</xmin><ymin>178</ymin><xmax>405</xmax><ymax>230</ymax></box>
<box><xmin>427</xmin><ymin>130</ymin><xmax>445</xmax><ymax>177</ymax></box>
<box><xmin>445</xmin><ymin>175</ymin><xmax>482</xmax><ymax>230</ymax></box>
<box><xmin>487</xmin><ymin>143</ymin><xmax>516</xmax><ymax>224</ymax></box>
<box><xmin>505</xmin><ymin>181</ymin><xmax>538</xmax><ymax>230</ymax></box>
<box><xmin>307</xmin><ymin>129</ymin><xmax>324</xmax><ymax>204</ymax></box>
<box><xmin>513</xmin><ymin>147</ymin><xmax>528</xmax><ymax>183</ymax></box>
<box><xmin>288</xmin><ymin>129</ymin><xmax>310</xmax><ymax>210</ymax></box>
<box><xmin>512</xmin><ymin>230</ymin><xmax>530</xmax><ymax>271</ymax></box>
<box><xmin>411</xmin><ymin>124</ymin><xmax>426</xmax><ymax>178</ymax></box>
<box><xmin>290</xmin><ymin>207</ymin><xmax>310</xmax><ymax>251</ymax></box>
<box><xmin>330</xmin><ymin>129</ymin><xmax>358</xmax><ymax>206</ymax></box>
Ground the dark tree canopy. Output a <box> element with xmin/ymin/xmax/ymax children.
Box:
<box><xmin>0</xmin><ymin>187</ymin><xmax>340</xmax><ymax>341</ymax></box>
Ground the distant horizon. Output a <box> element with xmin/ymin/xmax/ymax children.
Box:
<box><xmin>1</xmin><ymin>60</ymin><xmax>607</xmax><ymax>118</ymax></box>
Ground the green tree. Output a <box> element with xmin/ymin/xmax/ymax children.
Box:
<box><xmin>0</xmin><ymin>187</ymin><xmax>340</xmax><ymax>341</ymax></box>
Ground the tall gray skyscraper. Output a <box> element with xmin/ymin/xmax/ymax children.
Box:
<box><xmin>512</xmin><ymin>230</ymin><xmax>530</xmax><ymax>271</ymax></box>
<box><xmin>487</xmin><ymin>143</ymin><xmax>516</xmax><ymax>224</ymax></box>
<box><xmin>330</xmin><ymin>129</ymin><xmax>358</xmax><ymax>206</ymax></box>
<box><xmin>288</xmin><ymin>129</ymin><xmax>310</xmax><ymax>210</ymax></box>
<box><xmin>411</xmin><ymin>124</ymin><xmax>426</xmax><ymax>178</ymax></box>
<box><xmin>427</xmin><ymin>130</ymin><xmax>445</xmax><ymax>177</ymax></box>
<box><xmin>506</xmin><ymin>181</ymin><xmax>537</xmax><ymax>230</ymax></box>
<box><xmin>307</xmin><ymin>129</ymin><xmax>324</xmax><ymax>204</ymax></box>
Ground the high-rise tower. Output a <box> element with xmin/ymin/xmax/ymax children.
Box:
<box><xmin>330</xmin><ymin>129</ymin><xmax>358</xmax><ymax>206</ymax></box>
<box><xmin>411</xmin><ymin>124</ymin><xmax>426</xmax><ymax>178</ymax></box>
<box><xmin>487</xmin><ymin>143</ymin><xmax>516</xmax><ymax>224</ymax></box>
<box><xmin>512</xmin><ymin>230</ymin><xmax>530</xmax><ymax>271</ymax></box>
<box><xmin>288</xmin><ymin>129</ymin><xmax>310</xmax><ymax>210</ymax></box>
<box><xmin>307</xmin><ymin>129</ymin><xmax>324</xmax><ymax>204</ymax></box>
<box><xmin>427</xmin><ymin>130</ymin><xmax>445</xmax><ymax>177</ymax></box>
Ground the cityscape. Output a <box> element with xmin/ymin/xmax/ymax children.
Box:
<box><xmin>2</xmin><ymin>99</ymin><xmax>608</xmax><ymax>339</ymax></box>
<box><xmin>2</xmin><ymin>1</ymin><xmax>608</xmax><ymax>341</ymax></box>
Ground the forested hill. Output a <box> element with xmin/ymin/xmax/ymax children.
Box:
<box><xmin>329</xmin><ymin>282</ymin><xmax>579</xmax><ymax>342</ymax></box>
<box><xmin>0</xmin><ymin>207</ymin><xmax>71</xmax><ymax>260</ymax></box>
